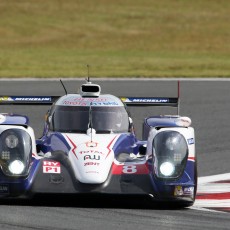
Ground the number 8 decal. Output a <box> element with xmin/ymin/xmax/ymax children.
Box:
<box><xmin>122</xmin><ymin>165</ymin><xmax>137</xmax><ymax>174</ymax></box>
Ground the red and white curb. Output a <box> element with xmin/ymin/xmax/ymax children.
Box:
<box><xmin>192</xmin><ymin>173</ymin><xmax>230</xmax><ymax>213</ymax></box>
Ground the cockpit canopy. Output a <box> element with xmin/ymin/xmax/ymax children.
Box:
<box><xmin>50</xmin><ymin>105</ymin><xmax>130</xmax><ymax>133</ymax></box>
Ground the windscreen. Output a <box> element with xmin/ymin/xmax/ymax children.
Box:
<box><xmin>51</xmin><ymin>106</ymin><xmax>129</xmax><ymax>133</ymax></box>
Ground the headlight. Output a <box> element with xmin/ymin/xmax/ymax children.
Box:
<box><xmin>159</xmin><ymin>162</ymin><xmax>175</xmax><ymax>176</ymax></box>
<box><xmin>5</xmin><ymin>134</ymin><xmax>19</xmax><ymax>148</ymax></box>
<box><xmin>153</xmin><ymin>131</ymin><xmax>188</xmax><ymax>179</ymax></box>
<box><xmin>0</xmin><ymin>129</ymin><xmax>32</xmax><ymax>176</ymax></box>
<box><xmin>8</xmin><ymin>160</ymin><xmax>25</xmax><ymax>175</ymax></box>
<box><xmin>165</xmin><ymin>135</ymin><xmax>179</xmax><ymax>151</ymax></box>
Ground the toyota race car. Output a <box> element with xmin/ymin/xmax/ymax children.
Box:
<box><xmin>0</xmin><ymin>80</ymin><xmax>197</xmax><ymax>207</ymax></box>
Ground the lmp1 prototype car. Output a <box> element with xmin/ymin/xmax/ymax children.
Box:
<box><xmin>0</xmin><ymin>80</ymin><xmax>197</xmax><ymax>207</ymax></box>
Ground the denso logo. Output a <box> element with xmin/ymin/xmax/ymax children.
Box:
<box><xmin>84</xmin><ymin>162</ymin><xmax>100</xmax><ymax>166</ymax></box>
<box><xmin>84</xmin><ymin>155</ymin><xmax>100</xmax><ymax>160</ymax></box>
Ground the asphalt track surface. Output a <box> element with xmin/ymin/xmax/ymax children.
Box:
<box><xmin>0</xmin><ymin>79</ymin><xmax>230</xmax><ymax>230</ymax></box>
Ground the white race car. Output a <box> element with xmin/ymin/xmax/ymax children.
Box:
<box><xmin>0</xmin><ymin>80</ymin><xmax>197</xmax><ymax>207</ymax></box>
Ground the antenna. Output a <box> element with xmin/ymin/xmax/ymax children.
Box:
<box><xmin>88</xmin><ymin>102</ymin><xmax>93</xmax><ymax>129</ymax></box>
<box><xmin>88</xmin><ymin>102</ymin><xmax>93</xmax><ymax>142</ymax></box>
<box><xmin>60</xmin><ymin>79</ymin><xmax>67</xmax><ymax>95</ymax></box>
<box><xmin>86</xmin><ymin>64</ymin><xmax>91</xmax><ymax>83</ymax></box>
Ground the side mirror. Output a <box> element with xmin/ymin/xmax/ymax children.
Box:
<box><xmin>139</xmin><ymin>145</ymin><xmax>147</xmax><ymax>156</ymax></box>
<box><xmin>129</xmin><ymin>117</ymin><xmax>134</xmax><ymax>133</ymax></box>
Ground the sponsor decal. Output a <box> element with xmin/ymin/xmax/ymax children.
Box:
<box><xmin>132</xmin><ymin>98</ymin><xmax>168</xmax><ymax>103</ymax></box>
<box><xmin>112</xmin><ymin>163</ymin><xmax>149</xmax><ymax>175</ymax></box>
<box><xmin>43</xmin><ymin>161</ymin><xmax>61</xmax><ymax>174</ymax></box>
<box><xmin>84</xmin><ymin>162</ymin><xmax>100</xmax><ymax>166</ymax></box>
<box><xmin>174</xmin><ymin>186</ymin><xmax>183</xmax><ymax>196</ymax></box>
<box><xmin>0</xmin><ymin>184</ymin><xmax>9</xmax><ymax>194</ymax></box>
<box><xmin>13</xmin><ymin>97</ymin><xmax>51</xmax><ymax>102</ymax></box>
<box><xmin>121</xmin><ymin>97</ymin><xmax>169</xmax><ymax>103</ymax></box>
<box><xmin>184</xmin><ymin>187</ymin><xmax>194</xmax><ymax>195</ymax></box>
<box><xmin>63</xmin><ymin>101</ymin><xmax>87</xmax><ymax>106</ymax></box>
<box><xmin>70</xmin><ymin>98</ymin><xmax>107</xmax><ymax>102</ymax></box>
<box><xmin>0</xmin><ymin>96</ymin><xmax>51</xmax><ymax>103</ymax></box>
<box><xmin>122</xmin><ymin>165</ymin><xmax>137</xmax><ymax>174</ymax></box>
<box><xmin>84</xmin><ymin>155</ymin><xmax>100</xmax><ymax>160</ymax></box>
<box><xmin>79</xmin><ymin>150</ymin><xmax>104</xmax><ymax>155</ymax></box>
<box><xmin>85</xmin><ymin>141</ymin><xmax>98</xmax><ymax>148</ymax></box>
<box><xmin>0</xmin><ymin>96</ymin><xmax>12</xmax><ymax>101</ymax></box>
<box><xmin>62</xmin><ymin>97</ymin><xmax>119</xmax><ymax>106</ymax></box>
<box><xmin>187</xmin><ymin>138</ymin><xmax>194</xmax><ymax>145</ymax></box>
<box><xmin>92</xmin><ymin>102</ymin><xmax>118</xmax><ymax>106</ymax></box>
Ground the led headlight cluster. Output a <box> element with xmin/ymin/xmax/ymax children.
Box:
<box><xmin>153</xmin><ymin>131</ymin><xmax>188</xmax><ymax>179</ymax></box>
<box><xmin>0</xmin><ymin>129</ymin><xmax>32</xmax><ymax>176</ymax></box>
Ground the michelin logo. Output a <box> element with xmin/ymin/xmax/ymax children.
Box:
<box><xmin>132</xmin><ymin>98</ymin><xmax>168</xmax><ymax>103</ymax></box>
<box><xmin>13</xmin><ymin>97</ymin><xmax>51</xmax><ymax>101</ymax></box>
<box><xmin>0</xmin><ymin>96</ymin><xmax>52</xmax><ymax>102</ymax></box>
<box><xmin>121</xmin><ymin>97</ymin><xmax>169</xmax><ymax>103</ymax></box>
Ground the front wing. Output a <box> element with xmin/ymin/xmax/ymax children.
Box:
<box><xmin>0</xmin><ymin>156</ymin><xmax>196</xmax><ymax>205</ymax></box>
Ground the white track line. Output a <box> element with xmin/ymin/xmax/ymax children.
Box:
<box><xmin>190</xmin><ymin>173</ymin><xmax>230</xmax><ymax>213</ymax></box>
<box><xmin>198</xmin><ymin>173</ymin><xmax>230</xmax><ymax>184</ymax></box>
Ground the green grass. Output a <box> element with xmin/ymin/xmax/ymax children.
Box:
<box><xmin>0</xmin><ymin>0</ymin><xmax>230</xmax><ymax>78</ymax></box>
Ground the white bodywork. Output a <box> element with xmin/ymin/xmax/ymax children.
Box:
<box><xmin>64</xmin><ymin>129</ymin><xmax>121</xmax><ymax>184</ymax></box>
